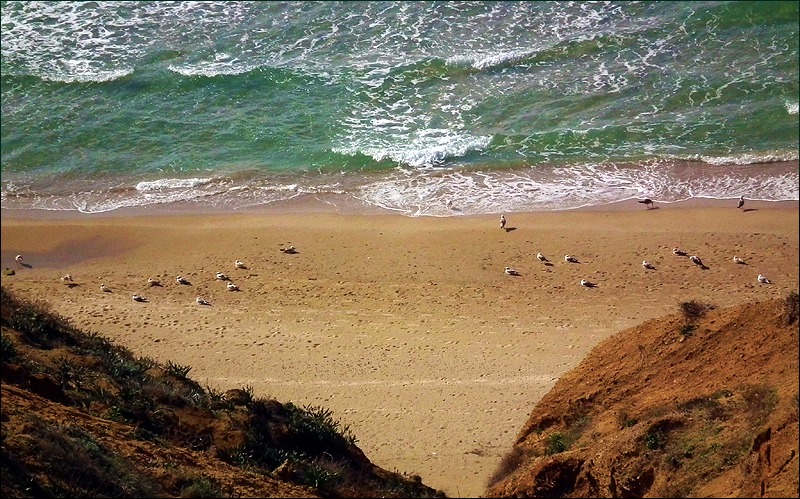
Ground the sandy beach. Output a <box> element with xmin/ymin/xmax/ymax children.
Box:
<box><xmin>2</xmin><ymin>199</ymin><xmax>798</xmax><ymax>498</ymax></box>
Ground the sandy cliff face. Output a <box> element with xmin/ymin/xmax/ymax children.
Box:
<box><xmin>486</xmin><ymin>296</ymin><xmax>799</xmax><ymax>498</ymax></box>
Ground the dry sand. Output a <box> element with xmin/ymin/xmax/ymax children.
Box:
<box><xmin>2</xmin><ymin>199</ymin><xmax>798</xmax><ymax>498</ymax></box>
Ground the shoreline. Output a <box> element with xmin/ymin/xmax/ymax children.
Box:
<box><xmin>2</xmin><ymin>202</ymin><xmax>798</xmax><ymax>497</ymax></box>
<box><xmin>2</xmin><ymin>195</ymin><xmax>798</xmax><ymax>222</ymax></box>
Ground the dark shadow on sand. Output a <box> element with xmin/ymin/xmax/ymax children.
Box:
<box><xmin>743</xmin><ymin>208</ymin><xmax>758</xmax><ymax>212</ymax></box>
<box><xmin>504</xmin><ymin>227</ymin><xmax>517</xmax><ymax>232</ymax></box>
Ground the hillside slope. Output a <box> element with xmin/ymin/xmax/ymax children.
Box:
<box><xmin>0</xmin><ymin>286</ymin><xmax>444</xmax><ymax>498</ymax></box>
<box><xmin>486</xmin><ymin>294</ymin><xmax>799</xmax><ymax>498</ymax></box>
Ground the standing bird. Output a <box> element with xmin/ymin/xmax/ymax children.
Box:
<box><xmin>737</xmin><ymin>196</ymin><xmax>745</xmax><ymax>210</ymax></box>
<box><xmin>580</xmin><ymin>279</ymin><xmax>596</xmax><ymax>288</ymax></box>
<box><xmin>642</xmin><ymin>260</ymin><xmax>656</xmax><ymax>270</ymax></box>
<box><xmin>176</xmin><ymin>275</ymin><xmax>191</xmax><ymax>285</ymax></box>
<box><xmin>504</xmin><ymin>266</ymin><xmax>521</xmax><ymax>276</ymax></box>
<box><xmin>196</xmin><ymin>296</ymin><xmax>211</xmax><ymax>305</ymax></box>
<box><xmin>672</xmin><ymin>247</ymin><xmax>688</xmax><ymax>256</ymax></box>
<box><xmin>536</xmin><ymin>252</ymin><xmax>549</xmax><ymax>263</ymax></box>
<box><xmin>15</xmin><ymin>254</ymin><xmax>24</xmax><ymax>268</ymax></box>
<box><xmin>227</xmin><ymin>282</ymin><xmax>239</xmax><ymax>292</ymax></box>
<box><xmin>638</xmin><ymin>198</ymin><xmax>654</xmax><ymax>209</ymax></box>
<box><xmin>215</xmin><ymin>271</ymin><xmax>230</xmax><ymax>281</ymax></box>
<box><xmin>148</xmin><ymin>278</ymin><xmax>162</xmax><ymax>287</ymax></box>
<box><xmin>733</xmin><ymin>256</ymin><xmax>746</xmax><ymax>265</ymax></box>
<box><xmin>100</xmin><ymin>283</ymin><xmax>111</xmax><ymax>292</ymax></box>
<box><xmin>235</xmin><ymin>259</ymin><xmax>247</xmax><ymax>269</ymax></box>
<box><xmin>564</xmin><ymin>255</ymin><xmax>580</xmax><ymax>263</ymax></box>
<box><xmin>60</xmin><ymin>274</ymin><xmax>74</xmax><ymax>284</ymax></box>
<box><xmin>689</xmin><ymin>255</ymin><xmax>707</xmax><ymax>269</ymax></box>
<box><xmin>132</xmin><ymin>294</ymin><xmax>146</xmax><ymax>302</ymax></box>
<box><xmin>280</xmin><ymin>246</ymin><xmax>297</xmax><ymax>254</ymax></box>
<box><xmin>500</xmin><ymin>215</ymin><xmax>506</xmax><ymax>230</ymax></box>
<box><xmin>757</xmin><ymin>274</ymin><xmax>771</xmax><ymax>284</ymax></box>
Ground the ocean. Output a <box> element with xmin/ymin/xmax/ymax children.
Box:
<box><xmin>1</xmin><ymin>1</ymin><xmax>798</xmax><ymax>217</ymax></box>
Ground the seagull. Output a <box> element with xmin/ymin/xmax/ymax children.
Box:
<box><xmin>757</xmin><ymin>274</ymin><xmax>771</xmax><ymax>284</ymax></box>
<box><xmin>500</xmin><ymin>215</ymin><xmax>506</xmax><ymax>230</ymax></box>
<box><xmin>60</xmin><ymin>274</ymin><xmax>74</xmax><ymax>283</ymax></box>
<box><xmin>737</xmin><ymin>196</ymin><xmax>745</xmax><ymax>210</ymax></box>
<box><xmin>227</xmin><ymin>282</ymin><xmax>239</xmax><ymax>291</ymax></box>
<box><xmin>505</xmin><ymin>266</ymin><xmax>521</xmax><ymax>276</ymax></box>
<box><xmin>15</xmin><ymin>254</ymin><xmax>23</xmax><ymax>267</ymax></box>
<box><xmin>100</xmin><ymin>283</ymin><xmax>111</xmax><ymax>292</ymax></box>
<box><xmin>215</xmin><ymin>271</ymin><xmax>230</xmax><ymax>281</ymax></box>
<box><xmin>642</xmin><ymin>260</ymin><xmax>656</xmax><ymax>270</ymax></box>
<box><xmin>672</xmin><ymin>248</ymin><xmax>688</xmax><ymax>256</ymax></box>
<box><xmin>689</xmin><ymin>255</ymin><xmax>706</xmax><ymax>268</ymax></box>
<box><xmin>132</xmin><ymin>294</ymin><xmax>146</xmax><ymax>302</ymax></box>
<box><xmin>638</xmin><ymin>198</ymin><xmax>654</xmax><ymax>209</ymax></box>
<box><xmin>176</xmin><ymin>275</ymin><xmax>190</xmax><ymax>285</ymax></box>
<box><xmin>580</xmin><ymin>279</ymin><xmax>596</xmax><ymax>287</ymax></box>
<box><xmin>565</xmin><ymin>255</ymin><xmax>580</xmax><ymax>263</ymax></box>
<box><xmin>196</xmin><ymin>296</ymin><xmax>211</xmax><ymax>305</ymax></box>
<box><xmin>280</xmin><ymin>246</ymin><xmax>297</xmax><ymax>254</ymax></box>
<box><xmin>235</xmin><ymin>260</ymin><xmax>247</xmax><ymax>269</ymax></box>
<box><xmin>537</xmin><ymin>252</ymin><xmax>549</xmax><ymax>263</ymax></box>
<box><xmin>148</xmin><ymin>278</ymin><xmax>162</xmax><ymax>287</ymax></box>
<box><xmin>733</xmin><ymin>256</ymin><xmax>746</xmax><ymax>264</ymax></box>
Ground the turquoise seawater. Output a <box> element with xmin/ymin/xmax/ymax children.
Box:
<box><xmin>1</xmin><ymin>1</ymin><xmax>798</xmax><ymax>216</ymax></box>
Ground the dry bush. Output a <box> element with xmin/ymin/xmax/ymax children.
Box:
<box><xmin>784</xmin><ymin>290</ymin><xmax>799</xmax><ymax>325</ymax></box>
<box><xmin>679</xmin><ymin>300</ymin><xmax>715</xmax><ymax>322</ymax></box>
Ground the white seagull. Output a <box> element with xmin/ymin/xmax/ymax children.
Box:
<box><xmin>505</xmin><ymin>266</ymin><xmax>521</xmax><ymax>276</ymax></box>
<box><xmin>15</xmin><ymin>254</ymin><xmax>24</xmax><ymax>267</ymax></box>
<box><xmin>235</xmin><ymin>260</ymin><xmax>247</xmax><ymax>269</ymax></box>
<box><xmin>537</xmin><ymin>252</ymin><xmax>549</xmax><ymax>263</ymax></box>
<box><xmin>60</xmin><ymin>274</ymin><xmax>74</xmax><ymax>283</ymax></box>
<box><xmin>500</xmin><ymin>215</ymin><xmax>507</xmax><ymax>230</ymax></box>
<box><xmin>580</xmin><ymin>279</ymin><xmax>596</xmax><ymax>287</ymax></box>
<box><xmin>176</xmin><ymin>275</ymin><xmax>190</xmax><ymax>285</ymax></box>
<box><xmin>148</xmin><ymin>278</ymin><xmax>162</xmax><ymax>287</ymax></box>
<box><xmin>733</xmin><ymin>256</ymin><xmax>746</xmax><ymax>264</ymax></box>
<box><xmin>280</xmin><ymin>246</ymin><xmax>297</xmax><ymax>254</ymax></box>
<box><xmin>737</xmin><ymin>196</ymin><xmax>745</xmax><ymax>210</ymax></box>
<box><xmin>196</xmin><ymin>296</ymin><xmax>211</xmax><ymax>305</ymax></box>
<box><xmin>132</xmin><ymin>294</ymin><xmax>146</xmax><ymax>302</ymax></box>
<box><xmin>215</xmin><ymin>271</ymin><xmax>230</xmax><ymax>281</ymax></box>
<box><xmin>672</xmin><ymin>248</ymin><xmax>688</xmax><ymax>256</ymax></box>
<box><xmin>564</xmin><ymin>255</ymin><xmax>580</xmax><ymax>263</ymax></box>
<box><xmin>757</xmin><ymin>274</ymin><xmax>771</xmax><ymax>284</ymax></box>
<box><xmin>227</xmin><ymin>282</ymin><xmax>239</xmax><ymax>292</ymax></box>
<box><xmin>642</xmin><ymin>260</ymin><xmax>656</xmax><ymax>270</ymax></box>
<box><xmin>100</xmin><ymin>283</ymin><xmax>111</xmax><ymax>292</ymax></box>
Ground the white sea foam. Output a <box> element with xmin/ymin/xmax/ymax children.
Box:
<box><xmin>334</xmin><ymin>131</ymin><xmax>492</xmax><ymax>169</ymax></box>
<box><xmin>136</xmin><ymin>178</ymin><xmax>213</xmax><ymax>191</ymax></box>
<box><xmin>786</xmin><ymin>101</ymin><xmax>799</xmax><ymax>115</ymax></box>
<box><xmin>696</xmin><ymin>152</ymin><xmax>799</xmax><ymax>166</ymax></box>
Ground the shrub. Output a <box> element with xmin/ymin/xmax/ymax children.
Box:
<box><xmin>166</xmin><ymin>360</ymin><xmax>192</xmax><ymax>379</ymax></box>
<box><xmin>784</xmin><ymin>290</ymin><xmax>799</xmax><ymax>325</ymax></box>
<box><xmin>178</xmin><ymin>475</ymin><xmax>222</xmax><ymax>498</ymax></box>
<box><xmin>486</xmin><ymin>446</ymin><xmax>527</xmax><ymax>487</ymax></box>
<box><xmin>679</xmin><ymin>300</ymin><xmax>714</xmax><ymax>322</ymax></box>
<box><xmin>545</xmin><ymin>433</ymin><xmax>567</xmax><ymax>455</ymax></box>
<box><xmin>1</xmin><ymin>333</ymin><xmax>17</xmax><ymax>361</ymax></box>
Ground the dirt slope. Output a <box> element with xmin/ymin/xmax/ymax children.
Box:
<box><xmin>486</xmin><ymin>295</ymin><xmax>799</xmax><ymax>498</ymax></box>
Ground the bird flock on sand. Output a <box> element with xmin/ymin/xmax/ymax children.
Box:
<box><xmin>6</xmin><ymin>240</ymin><xmax>307</xmax><ymax>307</ymax></box>
<box><xmin>499</xmin><ymin>196</ymin><xmax>775</xmax><ymax>288</ymax></box>
<box><xmin>7</xmin><ymin>194</ymin><xmax>778</xmax><ymax>305</ymax></box>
